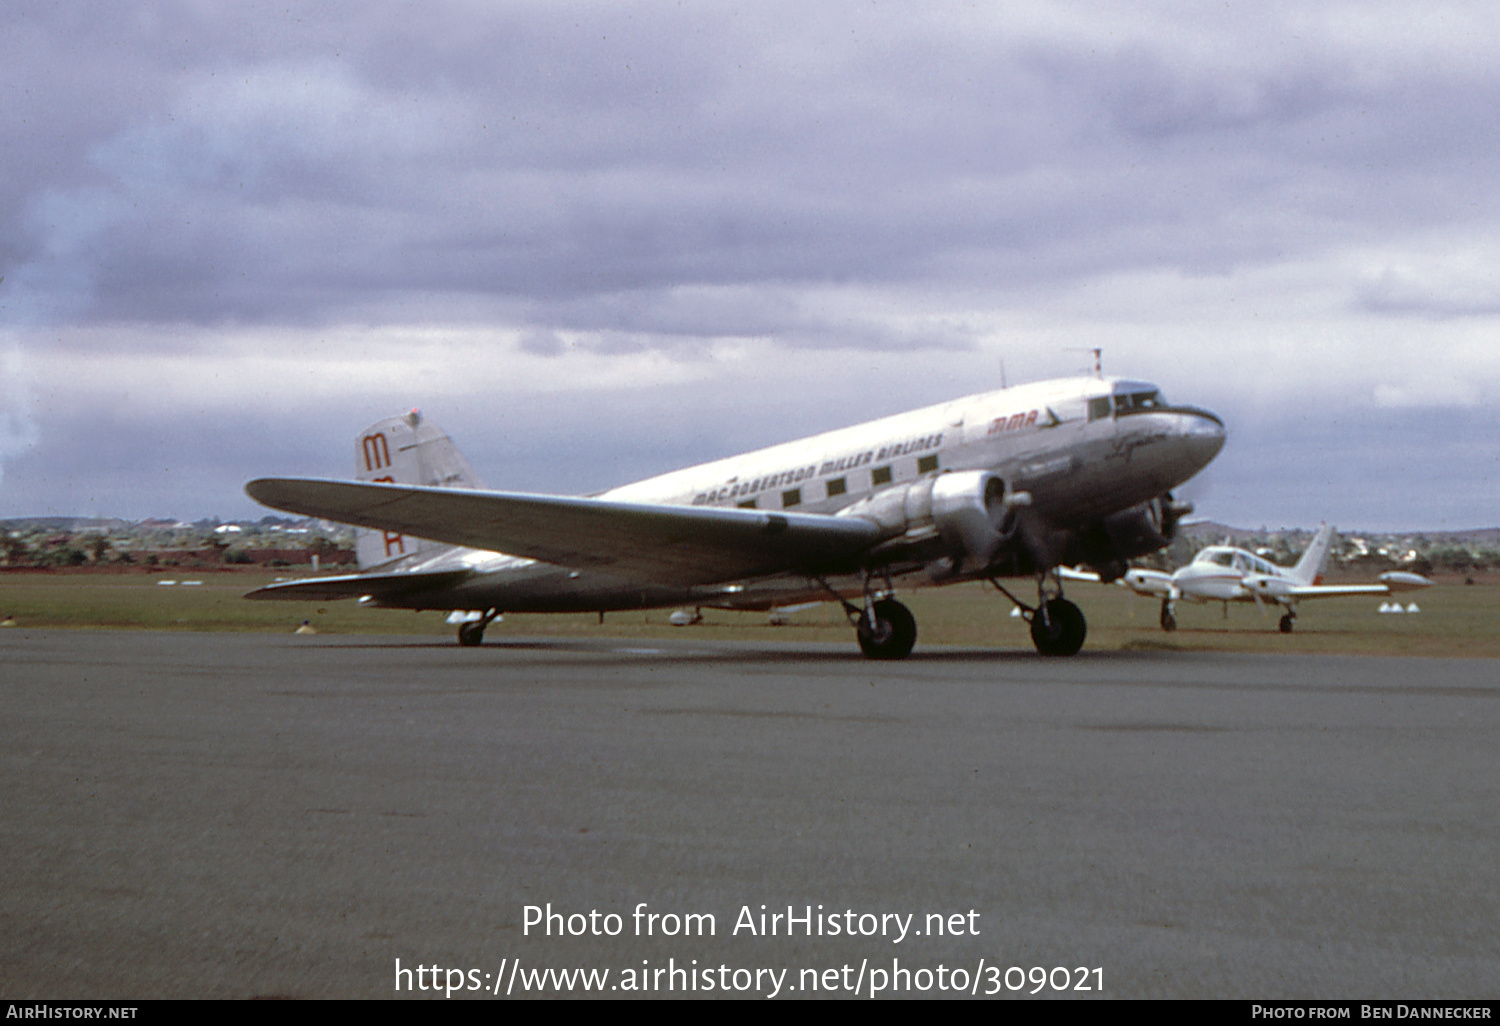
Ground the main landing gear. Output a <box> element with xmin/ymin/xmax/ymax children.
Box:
<box><xmin>822</xmin><ymin>567</ymin><xmax>1092</xmax><ymax>660</ymax></box>
<box><xmin>455</xmin><ymin>609</ymin><xmax>501</xmax><ymax>647</ymax></box>
<box><xmin>1160</xmin><ymin>599</ymin><xmax>1177</xmax><ymax>632</ymax></box>
<box><xmin>856</xmin><ymin>598</ymin><xmax>918</xmax><ymax>660</ymax></box>
<box><xmin>819</xmin><ymin>575</ymin><xmax>918</xmax><ymax>660</ymax></box>
<box><xmin>989</xmin><ymin>572</ymin><xmax>1088</xmax><ymax>657</ymax></box>
<box><xmin>1279</xmin><ymin>610</ymin><xmax>1296</xmax><ymax>634</ymax></box>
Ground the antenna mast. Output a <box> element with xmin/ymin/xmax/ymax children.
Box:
<box><xmin>1065</xmin><ymin>347</ymin><xmax>1103</xmax><ymax>379</ymax></box>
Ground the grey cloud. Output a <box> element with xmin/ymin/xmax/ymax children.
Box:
<box><xmin>3</xmin><ymin>2</ymin><xmax>1499</xmax><ymax>525</ymax></box>
<box><xmin>13</xmin><ymin>2</ymin><xmax>1500</xmax><ymax>342</ymax></box>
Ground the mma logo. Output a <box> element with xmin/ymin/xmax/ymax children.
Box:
<box><xmin>361</xmin><ymin>433</ymin><xmax>392</xmax><ymax>472</ymax></box>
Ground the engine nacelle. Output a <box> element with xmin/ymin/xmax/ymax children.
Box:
<box><xmin>1100</xmin><ymin>493</ymin><xmax>1187</xmax><ymax>562</ymax></box>
<box><xmin>837</xmin><ymin>470</ymin><xmax>1017</xmax><ymax>575</ymax></box>
<box><xmin>1243</xmin><ymin>574</ymin><xmax>1295</xmax><ymax>600</ymax></box>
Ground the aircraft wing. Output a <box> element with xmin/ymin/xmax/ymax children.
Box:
<box><xmin>1246</xmin><ymin>570</ymin><xmax>1433</xmax><ymax>602</ymax></box>
<box><xmin>245</xmin><ymin>478</ymin><xmax>882</xmax><ymax>587</ymax></box>
<box><xmin>1285</xmin><ymin>584</ymin><xmax>1391</xmax><ymax>599</ymax></box>
<box><xmin>244</xmin><ymin>568</ymin><xmax>472</xmax><ymax>602</ymax></box>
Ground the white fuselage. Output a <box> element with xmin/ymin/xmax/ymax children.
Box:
<box><xmin>415</xmin><ymin>376</ymin><xmax>1225</xmax><ymax>612</ymax></box>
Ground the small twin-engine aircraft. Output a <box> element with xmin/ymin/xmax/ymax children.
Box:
<box><xmin>244</xmin><ymin>375</ymin><xmax>1225</xmax><ymax>657</ymax></box>
<box><xmin>1120</xmin><ymin>523</ymin><xmax>1432</xmax><ymax>633</ymax></box>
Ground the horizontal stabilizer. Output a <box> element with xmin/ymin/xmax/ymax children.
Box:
<box><xmin>245</xmin><ymin>477</ymin><xmax>881</xmax><ymax>587</ymax></box>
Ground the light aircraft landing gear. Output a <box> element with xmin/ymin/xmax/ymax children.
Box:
<box><xmin>1279</xmin><ymin>611</ymin><xmax>1296</xmax><ymax>634</ymax></box>
<box><xmin>989</xmin><ymin>572</ymin><xmax>1088</xmax><ymax>656</ymax></box>
<box><xmin>1160</xmin><ymin>600</ymin><xmax>1177</xmax><ymax>632</ymax></box>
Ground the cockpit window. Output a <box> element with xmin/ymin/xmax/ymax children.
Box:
<box><xmin>1210</xmin><ymin>551</ymin><xmax>1235</xmax><ymax>567</ymax></box>
<box><xmin>1114</xmin><ymin>390</ymin><xmax>1166</xmax><ymax>413</ymax></box>
<box><xmin>1088</xmin><ymin>397</ymin><xmax>1112</xmax><ymax>421</ymax></box>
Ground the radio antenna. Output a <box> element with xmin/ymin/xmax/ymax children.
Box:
<box><xmin>1065</xmin><ymin>347</ymin><xmax>1102</xmax><ymax>379</ymax></box>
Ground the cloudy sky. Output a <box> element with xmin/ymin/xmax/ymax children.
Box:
<box><xmin>2</xmin><ymin>1</ymin><xmax>1497</xmax><ymax>531</ymax></box>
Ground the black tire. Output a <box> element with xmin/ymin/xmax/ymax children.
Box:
<box><xmin>1031</xmin><ymin>598</ymin><xmax>1087</xmax><ymax>656</ymax></box>
<box><xmin>856</xmin><ymin>598</ymin><xmax>917</xmax><ymax>660</ymax></box>
<box><xmin>457</xmin><ymin>622</ymin><xmax>486</xmax><ymax>647</ymax></box>
<box><xmin>1160</xmin><ymin>602</ymin><xmax>1177</xmax><ymax>632</ymax></box>
<box><xmin>1278</xmin><ymin>613</ymin><xmax>1295</xmax><ymax>634</ymax></box>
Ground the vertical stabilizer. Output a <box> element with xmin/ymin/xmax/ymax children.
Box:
<box><xmin>1290</xmin><ymin>523</ymin><xmax>1336</xmax><ymax>585</ymax></box>
<box><xmin>353</xmin><ymin>410</ymin><xmax>484</xmax><ymax>570</ymax></box>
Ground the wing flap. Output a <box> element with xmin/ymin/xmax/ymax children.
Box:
<box><xmin>245</xmin><ymin>478</ymin><xmax>880</xmax><ymax>587</ymax></box>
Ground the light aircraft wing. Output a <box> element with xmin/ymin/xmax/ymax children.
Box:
<box><xmin>245</xmin><ymin>478</ymin><xmax>881</xmax><ymax>587</ymax></box>
<box><xmin>1245</xmin><ymin>570</ymin><xmax>1432</xmax><ymax>602</ymax></box>
<box><xmin>1285</xmin><ymin>584</ymin><xmax>1392</xmax><ymax>599</ymax></box>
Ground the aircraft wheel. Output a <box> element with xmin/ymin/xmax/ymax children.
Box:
<box><xmin>457</xmin><ymin>622</ymin><xmax>486</xmax><ymax>647</ymax></box>
<box><xmin>1160</xmin><ymin>602</ymin><xmax>1177</xmax><ymax>632</ymax></box>
<box><xmin>856</xmin><ymin>598</ymin><xmax>917</xmax><ymax>660</ymax></box>
<box><xmin>1278</xmin><ymin>613</ymin><xmax>1295</xmax><ymax>634</ymax></box>
<box><xmin>1031</xmin><ymin>598</ymin><xmax>1087</xmax><ymax>656</ymax></box>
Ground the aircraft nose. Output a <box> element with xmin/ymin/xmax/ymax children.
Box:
<box><xmin>1176</xmin><ymin>407</ymin><xmax>1226</xmax><ymax>471</ymax></box>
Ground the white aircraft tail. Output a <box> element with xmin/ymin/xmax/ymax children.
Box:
<box><xmin>353</xmin><ymin>410</ymin><xmax>485</xmax><ymax>570</ymax></box>
<box><xmin>1289</xmin><ymin>523</ymin><xmax>1336</xmax><ymax>585</ymax></box>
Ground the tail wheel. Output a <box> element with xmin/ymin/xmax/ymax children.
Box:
<box><xmin>856</xmin><ymin>598</ymin><xmax>917</xmax><ymax>660</ymax></box>
<box><xmin>1031</xmin><ymin>598</ymin><xmax>1087</xmax><ymax>656</ymax></box>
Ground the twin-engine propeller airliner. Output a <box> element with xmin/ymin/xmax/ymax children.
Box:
<box><xmin>1120</xmin><ymin>523</ymin><xmax>1432</xmax><ymax>633</ymax></box>
<box><xmin>244</xmin><ymin>376</ymin><xmax>1225</xmax><ymax>657</ymax></box>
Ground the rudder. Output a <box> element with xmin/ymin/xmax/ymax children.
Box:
<box><xmin>354</xmin><ymin>410</ymin><xmax>484</xmax><ymax>570</ymax></box>
<box><xmin>1290</xmin><ymin>523</ymin><xmax>1336</xmax><ymax>585</ymax></box>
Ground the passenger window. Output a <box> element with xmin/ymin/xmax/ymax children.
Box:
<box><xmin>737</xmin><ymin>499</ymin><xmax>757</xmax><ymax>509</ymax></box>
<box><xmin>871</xmin><ymin>466</ymin><xmax>893</xmax><ymax>486</ymax></box>
<box><xmin>781</xmin><ymin>488</ymin><xmax>802</xmax><ymax>508</ymax></box>
<box><xmin>1088</xmin><ymin>397</ymin><xmax>1111</xmax><ymax>421</ymax></box>
<box><xmin>825</xmin><ymin>477</ymin><xmax>847</xmax><ymax>498</ymax></box>
<box><xmin>917</xmin><ymin>455</ymin><xmax>939</xmax><ymax>474</ymax></box>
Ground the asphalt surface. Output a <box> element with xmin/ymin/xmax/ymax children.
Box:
<box><xmin>2</xmin><ymin>630</ymin><xmax>1497</xmax><ymax>999</ymax></box>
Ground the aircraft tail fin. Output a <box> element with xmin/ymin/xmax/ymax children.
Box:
<box><xmin>353</xmin><ymin>410</ymin><xmax>485</xmax><ymax>571</ymax></box>
<box><xmin>1290</xmin><ymin>523</ymin><xmax>1336</xmax><ymax>585</ymax></box>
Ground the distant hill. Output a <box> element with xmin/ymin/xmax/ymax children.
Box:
<box><xmin>1180</xmin><ymin>522</ymin><xmax>1500</xmax><ymax>545</ymax></box>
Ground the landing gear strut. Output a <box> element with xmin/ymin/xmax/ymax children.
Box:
<box><xmin>989</xmin><ymin>571</ymin><xmax>1089</xmax><ymax>656</ymax></box>
<box><xmin>1160</xmin><ymin>599</ymin><xmax>1177</xmax><ymax>632</ymax></box>
<box><xmin>819</xmin><ymin>573</ymin><xmax>918</xmax><ymax>661</ymax></box>
<box><xmin>856</xmin><ymin>598</ymin><xmax>918</xmax><ymax>660</ymax></box>
<box><xmin>1030</xmin><ymin>597</ymin><xmax>1087</xmax><ymax>656</ymax></box>
<box><xmin>456</xmin><ymin>609</ymin><xmax>501</xmax><ymax>647</ymax></box>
